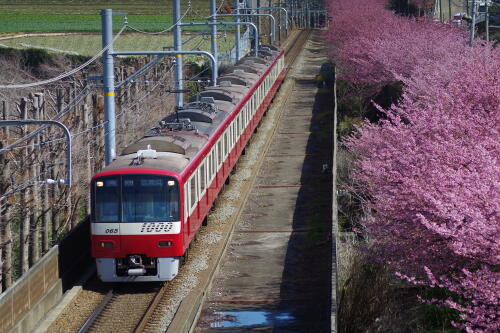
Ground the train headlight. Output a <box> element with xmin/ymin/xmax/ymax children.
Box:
<box><xmin>96</xmin><ymin>181</ymin><xmax>104</xmax><ymax>187</ymax></box>
<box><xmin>100</xmin><ymin>241</ymin><xmax>113</xmax><ymax>248</ymax></box>
<box><xmin>167</xmin><ymin>180</ymin><xmax>175</xmax><ymax>186</ymax></box>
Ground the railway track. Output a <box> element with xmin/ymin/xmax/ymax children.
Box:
<box><xmin>76</xmin><ymin>284</ymin><xmax>161</xmax><ymax>333</ymax></box>
<box><xmin>48</xmin><ymin>29</ymin><xmax>311</xmax><ymax>333</ymax></box>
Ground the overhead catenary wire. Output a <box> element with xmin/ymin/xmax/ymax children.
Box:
<box><xmin>0</xmin><ymin>60</ymin><xmax>174</xmax><ymax>156</ymax></box>
<box><xmin>0</xmin><ymin>84</ymin><xmax>95</xmax><ymax>155</ymax></box>
<box><xmin>124</xmin><ymin>3</ymin><xmax>192</xmax><ymax>35</ymax></box>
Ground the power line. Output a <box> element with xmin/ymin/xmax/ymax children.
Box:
<box><xmin>124</xmin><ymin>4</ymin><xmax>192</xmax><ymax>35</ymax></box>
<box><xmin>0</xmin><ymin>25</ymin><xmax>127</xmax><ymax>89</ymax></box>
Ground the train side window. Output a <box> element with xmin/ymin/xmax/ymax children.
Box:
<box><xmin>208</xmin><ymin>151</ymin><xmax>213</xmax><ymax>181</ymax></box>
<box><xmin>213</xmin><ymin>147</ymin><xmax>217</xmax><ymax>170</ymax></box>
<box><xmin>233</xmin><ymin>122</ymin><xmax>237</xmax><ymax>145</ymax></box>
<box><xmin>200</xmin><ymin>162</ymin><xmax>206</xmax><ymax>195</ymax></box>
<box><xmin>213</xmin><ymin>145</ymin><xmax>217</xmax><ymax>171</ymax></box>
<box><xmin>184</xmin><ymin>182</ymin><xmax>190</xmax><ymax>218</ymax></box>
<box><xmin>190</xmin><ymin>174</ymin><xmax>197</xmax><ymax>212</ymax></box>
<box><xmin>233</xmin><ymin>122</ymin><xmax>238</xmax><ymax>145</ymax></box>
<box><xmin>237</xmin><ymin>115</ymin><xmax>241</xmax><ymax>137</ymax></box>
<box><xmin>230</xmin><ymin>123</ymin><xmax>234</xmax><ymax>149</ymax></box>
<box><xmin>217</xmin><ymin>140</ymin><xmax>223</xmax><ymax>167</ymax></box>
<box><xmin>223</xmin><ymin>131</ymin><xmax>228</xmax><ymax>157</ymax></box>
<box><xmin>207</xmin><ymin>153</ymin><xmax>212</xmax><ymax>183</ymax></box>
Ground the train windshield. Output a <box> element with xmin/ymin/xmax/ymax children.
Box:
<box><xmin>93</xmin><ymin>175</ymin><xmax>180</xmax><ymax>223</ymax></box>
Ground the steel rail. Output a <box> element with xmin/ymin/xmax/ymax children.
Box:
<box><xmin>133</xmin><ymin>285</ymin><xmax>167</xmax><ymax>333</ymax></box>
<box><xmin>77</xmin><ymin>290</ymin><xmax>114</xmax><ymax>333</ymax></box>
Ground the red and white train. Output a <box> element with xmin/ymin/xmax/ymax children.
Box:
<box><xmin>90</xmin><ymin>45</ymin><xmax>285</xmax><ymax>282</ymax></box>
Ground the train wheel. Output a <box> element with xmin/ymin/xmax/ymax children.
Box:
<box><xmin>225</xmin><ymin>175</ymin><xmax>231</xmax><ymax>185</ymax></box>
<box><xmin>242</xmin><ymin>148</ymin><xmax>246</xmax><ymax>155</ymax></box>
<box><xmin>202</xmin><ymin>216</ymin><xmax>208</xmax><ymax>226</ymax></box>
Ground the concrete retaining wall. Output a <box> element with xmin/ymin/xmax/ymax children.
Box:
<box><xmin>331</xmin><ymin>63</ymin><xmax>338</xmax><ymax>333</ymax></box>
<box><xmin>0</xmin><ymin>246</ymin><xmax>61</xmax><ymax>333</ymax></box>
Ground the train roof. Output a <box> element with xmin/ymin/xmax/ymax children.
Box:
<box><xmin>96</xmin><ymin>47</ymin><xmax>283</xmax><ymax>178</ymax></box>
<box><xmin>99</xmin><ymin>151</ymin><xmax>190</xmax><ymax>175</ymax></box>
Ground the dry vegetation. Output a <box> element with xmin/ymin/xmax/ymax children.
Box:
<box><xmin>0</xmin><ymin>48</ymin><xmax>178</xmax><ymax>290</ymax></box>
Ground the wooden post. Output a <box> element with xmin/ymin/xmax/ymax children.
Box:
<box><xmin>19</xmin><ymin>97</ymin><xmax>30</xmax><ymax>274</ymax></box>
<box><xmin>50</xmin><ymin>168</ymin><xmax>59</xmax><ymax>244</ymax></box>
<box><xmin>37</xmin><ymin>93</ymin><xmax>51</xmax><ymax>253</ymax></box>
<box><xmin>1</xmin><ymin>100</ymin><xmax>12</xmax><ymax>289</ymax></box>
<box><xmin>29</xmin><ymin>94</ymin><xmax>41</xmax><ymax>265</ymax></box>
<box><xmin>41</xmin><ymin>161</ymin><xmax>51</xmax><ymax>252</ymax></box>
<box><xmin>51</xmin><ymin>90</ymin><xmax>64</xmax><ymax>243</ymax></box>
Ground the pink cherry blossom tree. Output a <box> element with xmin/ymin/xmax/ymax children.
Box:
<box><xmin>327</xmin><ymin>0</ymin><xmax>500</xmax><ymax>331</ymax></box>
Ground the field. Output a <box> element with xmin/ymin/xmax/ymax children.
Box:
<box><xmin>0</xmin><ymin>32</ymin><xmax>236</xmax><ymax>56</ymax></box>
<box><xmin>0</xmin><ymin>0</ymin><xmax>237</xmax><ymax>56</ymax></box>
<box><xmin>0</xmin><ymin>0</ymin><xmax>224</xmax><ymax>33</ymax></box>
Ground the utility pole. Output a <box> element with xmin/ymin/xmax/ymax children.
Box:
<box><xmin>257</xmin><ymin>0</ymin><xmax>261</xmax><ymax>38</ymax></box>
<box><xmin>236</xmin><ymin>0</ymin><xmax>241</xmax><ymax>62</ymax></box>
<box><xmin>469</xmin><ymin>0</ymin><xmax>476</xmax><ymax>46</ymax></box>
<box><xmin>439</xmin><ymin>0</ymin><xmax>443</xmax><ymax>22</ymax></box>
<box><xmin>485</xmin><ymin>1</ymin><xmax>490</xmax><ymax>42</ymax></box>
<box><xmin>173</xmin><ymin>0</ymin><xmax>183</xmax><ymax>108</ymax></box>
<box><xmin>101</xmin><ymin>9</ymin><xmax>116</xmax><ymax>165</ymax></box>
<box><xmin>210</xmin><ymin>0</ymin><xmax>218</xmax><ymax>78</ymax></box>
<box><xmin>448</xmin><ymin>0</ymin><xmax>452</xmax><ymax>22</ymax></box>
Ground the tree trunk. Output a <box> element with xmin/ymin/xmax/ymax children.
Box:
<box><xmin>30</xmin><ymin>94</ymin><xmax>41</xmax><ymax>265</ymax></box>
<box><xmin>1</xmin><ymin>100</ymin><xmax>13</xmax><ymax>289</ymax></box>
<box><xmin>20</xmin><ymin>98</ymin><xmax>30</xmax><ymax>274</ymax></box>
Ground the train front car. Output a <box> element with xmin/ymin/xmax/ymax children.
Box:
<box><xmin>90</xmin><ymin>148</ymin><xmax>188</xmax><ymax>282</ymax></box>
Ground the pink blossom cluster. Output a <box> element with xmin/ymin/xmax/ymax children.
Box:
<box><xmin>326</xmin><ymin>0</ymin><xmax>469</xmax><ymax>86</ymax></box>
<box><xmin>327</xmin><ymin>0</ymin><xmax>500</xmax><ymax>331</ymax></box>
